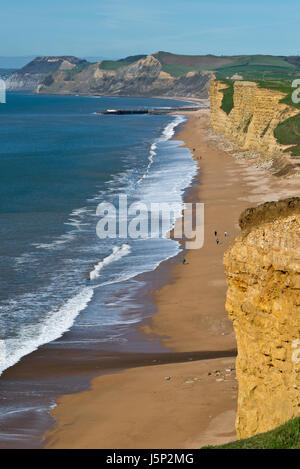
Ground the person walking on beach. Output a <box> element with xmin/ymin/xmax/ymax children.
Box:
<box><xmin>182</xmin><ymin>257</ymin><xmax>186</xmax><ymax>265</ymax></box>
<box><xmin>224</xmin><ymin>231</ymin><xmax>227</xmax><ymax>238</ymax></box>
<box><xmin>214</xmin><ymin>230</ymin><xmax>217</xmax><ymax>237</ymax></box>
<box><xmin>216</xmin><ymin>238</ymin><xmax>220</xmax><ymax>245</ymax></box>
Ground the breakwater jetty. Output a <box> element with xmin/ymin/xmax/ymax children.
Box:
<box><xmin>98</xmin><ymin>105</ymin><xmax>201</xmax><ymax>115</ymax></box>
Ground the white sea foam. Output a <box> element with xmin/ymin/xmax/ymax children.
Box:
<box><xmin>149</xmin><ymin>142</ymin><xmax>157</xmax><ymax>165</ymax></box>
<box><xmin>89</xmin><ymin>244</ymin><xmax>131</xmax><ymax>281</ymax></box>
<box><xmin>70</xmin><ymin>207</ymin><xmax>90</xmax><ymax>217</ymax></box>
<box><xmin>0</xmin><ymin>287</ymin><xmax>94</xmax><ymax>377</ymax></box>
<box><xmin>64</xmin><ymin>218</ymin><xmax>89</xmax><ymax>229</ymax></box>
<box><xmin>137</xmin><ymin>142</ymin><xmax>157</xmax><ymax>184</ymax></box>
<box><xmin>2</xmin><ymin>112</ymin><xmax>195</xmax><ymax>378</ymax></box>
<box><xmin>162</xmin><ymin>115</ymin><xmax>185</xmax><ymax>140</ymax></box>
<box><xmin>32</xmin><ymin>232</ymin><xmax>76</xmax><ymax>250</ymax></box>
<box><xmin>137</xmin><ymin>115</ymin><xmax>185</xmax><ymax>185</ymax></box>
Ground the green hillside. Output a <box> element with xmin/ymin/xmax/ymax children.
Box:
<box><xmin>153</xmin><ymin>51</ymin><xmax>234</xmax><ymax>77</ymax></box>
<box><xmin>98</xmin><ymin>52</ymin><xmax>300</xmax><ymax>80</ymax></box>
<box><xmin>215</xmin><ymin>55</ymin><xmax>300</xmax><ymax>81</ymax></box>
<box><xmin>99</xmin><ymin>60</ymin><xmax>131</xmax><ymax>71</ymax></box>
<box><xmin>155</xmin><ymin>52</ymin><xmax>300</xmax><ymax>80</ymax></box>
<box><xmin>99</xmin><ymin>55</ymin><xmax>147</xmax><ymax>71</ymax></box>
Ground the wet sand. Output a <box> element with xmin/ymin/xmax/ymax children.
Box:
<box><xmin>46</xmin><ymin>357</ymin><xmax>237</xmax><ymax>449</ymax></box>
<box><xmin>45</xmin><ymin>108</ymin><xmax>299</xmax><ymax>449</ymax></box>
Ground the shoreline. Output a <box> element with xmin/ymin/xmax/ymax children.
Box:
<box><xmin>0</xmin><ymin>107</ymin><xmax>201</xmax><ymax>449</ymax></box>
<box><xmin>45</xmin><ymin>109</ymin><xmax>250</xmax><ymax>449</ymax></box>
<box><xmin>45</xmin><ymin>107</ymin><xmax>300</xmax><ymax>448</ymax></box>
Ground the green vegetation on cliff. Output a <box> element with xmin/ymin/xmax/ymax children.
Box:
<box><xmin>219</xmin><ymin>79</ymin><xmax>234</xmax><ymax>115</ymax></box>
<box><xmin>220</xmin><ymin>79</ymin><xmax>300</xmax><ymax>117</ymax></box>
<box><xmin>62</xmin><ymin>61</ymin><xmax>91</xmax><ymax>81</ymax></box>
<box><xmin>99</xmin><ymin>55</ymin><xmax>147</xmax><ymax>71</ymax></box>
<box><xmin>258</xmin><ymin>80</ymin><xmax>300</xmax><ymax>157</ymax></box>
<box><xmin>99</xmin><ymin>60</ymin><xmax>132</xmax><ymax>71</ymax></box>
<box><xmin>258</xmin><ymin>80</ymin><xmax>300</xmax><ymax>109</ymax></box>
<box><xmin>216</xmin><ymin>77</ymin><xmax>300</xmax><ymax>157</ymax></box>
<box><xmin>202</xmin><ymin>417</ymin><xmax>300</xmax><ymax>449</ymax></box>
<box><xmin>160</xmin><ymin>63</ymin><xmax>204</xmax><ymax>77</ymax></box>
<box><xmin>274</xmin><ymin>115</ymin><xmax>300</xmax><ymax>157</ymax></box>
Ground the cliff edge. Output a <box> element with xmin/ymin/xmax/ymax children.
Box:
<box><xmin>210</xmin><ymin>80</ymin><xmax>300</xmax><ymax>176</ymax></box>
<box><xmin>224</xmin><ymin>198</ymin><xmax>300</xmax><ymax>438</ymax></box>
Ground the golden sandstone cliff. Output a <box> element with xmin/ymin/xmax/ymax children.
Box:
<box><xmin>224</xmin><ymin>198</ymin><xmax>300</xmax><ymax>439</ymax></box>
<box><xmin>210</xmin><ymin>80</ymin><xmax>299</xmax><ymax>167</ymax></box>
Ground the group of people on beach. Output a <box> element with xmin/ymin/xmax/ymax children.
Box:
<box><xmin>214</xmin><ymin>230</ymin><xmax>227</xmax><ymax>245</ymax></box>
<box><xmin>181</xmin><ymin>229</ymin><xmax>228</xmax><ymax>264</ymax></box>
<box><xmin>193</xmin><ymin>149</ymin><xmax>202</xmax><ymax>161</ymax></box>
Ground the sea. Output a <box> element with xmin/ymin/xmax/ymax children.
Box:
<box><xmin>0</xmin><ymin>93</ymin><xmax>198</xmax><ymax>447</ymax></box>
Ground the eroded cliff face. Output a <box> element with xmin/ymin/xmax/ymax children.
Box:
<box><xmin>5</xmin><ymin>53</ymin><xmax>212</xmax><ymax>97</ymax></box>
<box><xmin>210</xmin><ymin>80</ymin><xmax>299</xmax><ymax>159</ymax></box>
<box><xmin>6</xmin><ymin>56</ymin><xmax>86</xmax><ymax>91</ymax></box>
<box><xmin>38</xmin><ymin>55</ymin><xmax>212</xmax><ymax>98</ymax></box>
<box><xmin>224</xmin><ymin>198</ymin><xmax>300</xmax><ymax>439</ymax></box>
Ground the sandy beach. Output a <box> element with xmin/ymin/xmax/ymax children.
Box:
<box><xmin>45</xmin><ymin>108</ymin><xmax>299</xmax><ymax>449</ymax></box>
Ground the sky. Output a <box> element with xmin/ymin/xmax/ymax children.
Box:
<box><xmin>1</xmin><ymin>0</ymin><xmax>300</xmax><ymax>60</ymax></box>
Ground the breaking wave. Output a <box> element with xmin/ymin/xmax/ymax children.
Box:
<box><xmin>89</xmin><ymin>244</ymin><xmax>131</xmax><ymax>281</ymax></box>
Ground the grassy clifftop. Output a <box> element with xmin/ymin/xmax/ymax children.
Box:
<box><xmin>215</xmin><ymin>55</ymin><xmax>300</xmax><ymax>81</ymax></box>
<box><xmin>217</xmin><ymin>78</ymin><xmax>300</xmax><ymax>157</ymax></box>
<box><xmin>202</xmin><ymin>417</ymin><xmax>300</xmax><ymax>449</ymax></box>
<box><xmin>258</xmin><ymin>80</ymin><xmax>300</xmax><ymax>157</ymax></box>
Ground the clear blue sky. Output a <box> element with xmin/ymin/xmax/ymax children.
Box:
<box><xmin>1</xmin><ymin>0</ymin><xmax>300</xmax><ymax>59</ymax></box>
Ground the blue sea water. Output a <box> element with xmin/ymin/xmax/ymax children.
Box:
<box><xmin>0</xmin><ymin>93</ymin><xmax>197</xmax><ymax>376</ymax></box>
